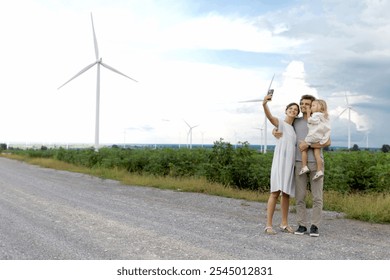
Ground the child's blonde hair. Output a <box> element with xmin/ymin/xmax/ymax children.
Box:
<box><xmin>313</xmin><ymin>99</ymin><xmax>329</xmax><ymax>119</ymax></box>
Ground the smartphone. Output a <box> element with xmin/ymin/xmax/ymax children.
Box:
<box><xmin>268</xmin><ymin>89</ymin><xmax>274</xmax><ymax>98</ymax></box>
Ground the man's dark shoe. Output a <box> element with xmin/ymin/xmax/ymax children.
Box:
<box><xmin>294</xmin><ymin>225</ymin><xmax>307</xmax><ymax>235</ymax></box>
<box><xmin>309</xmin><ymin>225</ymin><xmax>319</xmax><ymax>237</ymax></box>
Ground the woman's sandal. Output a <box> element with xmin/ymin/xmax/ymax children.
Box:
<box><xmin>279</xmin><ymin>225</ymin><xmax>294</xmax><ymax>233</ymax></box>
<box><xmin>264</xmin><ymin>226</ymin><xmax>277</xmax><ymax>235</ymax></box>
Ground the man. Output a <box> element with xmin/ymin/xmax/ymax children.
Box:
<box><xmin>274</xmin><ymin>95</ymin><xmax>331</xmax><ymax>237</ymax></box>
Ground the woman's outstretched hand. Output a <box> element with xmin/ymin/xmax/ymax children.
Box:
<box><xmin>263</xmin><ymin>93</ymin><xmax>273</xmax><ymax>105</ymax></box>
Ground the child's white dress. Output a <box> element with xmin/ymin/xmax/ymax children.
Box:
<box><xmin>305</xmin><ymin>112</ymin><xmax>331</xmax><ymax>144</ymax></box>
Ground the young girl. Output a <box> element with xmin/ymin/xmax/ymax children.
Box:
<box><xmin>299</xmin><ymin>99</ymin><xmax>331</xmax><ymax>180</ymax></box>
<box><xmin>262</xmin><ymin>93</ymin><xmax>300</xmax><ymax>234</ymax></box>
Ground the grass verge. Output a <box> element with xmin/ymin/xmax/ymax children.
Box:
<box><xmin>3</xmin><ymin>154</ymin><xmax>269</xmax><ymax>202</ymax></box>
<box><xmin>2</xmin><ymin>154</ymin><xmax>389</xmax><ymax>224</ymax></box>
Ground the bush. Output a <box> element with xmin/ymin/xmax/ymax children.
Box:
<box><xmin>7</xmin><ymin>142</ymin><xmax>390</xmax><ymax>194</ymax></box>
<box><xmin>230</xmin><ymin>142</ymin><xmax>264</xmax><ymax>190</ymax></box>
<box><xmin>382</xmin><ymin>144</ymin><xmax>390</xmax><ymax>153</ymax></box>
<box><xmin>205</xmin><ymin>139</ymin><xmax>234</xmax><ymax>186</ymax></box>
<box><xmin>204</xmin><ymin>139</ymin><xmax>271</xmax><ymax>191</ymax></box>
<box><xmin>324</xmin><ymin>151</ymin><xmax>390</xmax><ymax>193</ymax></box>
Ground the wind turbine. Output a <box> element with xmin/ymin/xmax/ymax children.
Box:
<box><xmin>58</xmin><ymin>13</ymin><xmax>137</xmax><ymax>151</ymax></box>
<box><xmin>184</xmin><ymin>120</ymin><xmax>198</xmax><ymax>149</ymax></box>
<box><xmin>336</xmin><ymin>93</ymin><xmax>358</xmax><ymax>149</ymax></box>
<box><xmin>359</xmin><ymin>131</ymin><xmax>369</xmax><ymax>149</ymax></box>
<box><xmin>254</xmin><ymin>120</ymin><xmax>265</xmax><ymax>153</ymax></box>
<box><xmin>239</xmin><ymin>74</ymin><xmax>275</xmax><ymax>153</ymax></box>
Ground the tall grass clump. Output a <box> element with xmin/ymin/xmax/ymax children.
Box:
<box><xmin>324</xmin><ymin>191</ymin><xmax>390</xmax><ymax>223</ymax></box>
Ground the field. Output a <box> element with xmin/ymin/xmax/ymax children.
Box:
<box><xmin>2</xmin><ymin>139</ymin><xmax>389</xmax><ymax>223</ymax></box>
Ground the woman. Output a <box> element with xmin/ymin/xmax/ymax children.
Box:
<box><xmin>263</xmin><ymin>93</ymin><xmax>300</xmax><ymax>234</ymax></box>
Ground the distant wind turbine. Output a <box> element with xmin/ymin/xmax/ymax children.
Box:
<box><xmin>184</xmin><ymin>120</ymin><xmax>198</xmax><ymax>149</ymax></box>
<box><xmin>254</xmin><ymin>120</ymin><xmax>265</xmax><ymax>153</ymax></box>
<box><xmin>336</xmin><ymin>93</ymin><xmax>358</xmax><ymax>149</ymax></box>
<box><xmin>239</xmin><ymin>74</ymin><xmax>275</xmax><ymax>153</ymax></box>
<box><xmin>365</xmin><ymin>131</ymin><xmax>370</xmax><ymax>149</ymax></box>
<box><xmin>359</xmin><ymin>131</ymin><xmax>369</xmax><ymax>149</ymax></box>
<box><xmin>58</xmin><ymin>13</ymin><xmax>137</xmax><ymax>151</ymax></box>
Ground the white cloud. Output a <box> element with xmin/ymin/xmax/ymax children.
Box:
<box><xmin>157</xmin><ymin>14</ymin><xmax>305</xmax><ymax>53</ymax></box>
<box><xmin>0</xmin><ymin>0</ymin><xmax>389</xmax><ymax>148</ymax></box>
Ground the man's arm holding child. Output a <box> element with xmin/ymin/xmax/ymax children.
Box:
<box><xmin>272</xmin><ymin>126</ymin><xmax>331</xmax><ymax>150</ymax></box>
<box><xmin>299</xmin><ymin>138</ymin><xmax>331</xmax><ymax>152</ymax></box>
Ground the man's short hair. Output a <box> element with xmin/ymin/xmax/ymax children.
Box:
<box><xmin>300</xmin><ymin>94</ymin><xmax>316</xmax><ymax>102</ymax></box>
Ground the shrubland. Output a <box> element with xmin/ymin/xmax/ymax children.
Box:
<box><xmin>2</xmin><ymin>139</ymin><xmax>389</xmax><ymax>223</ymax></box>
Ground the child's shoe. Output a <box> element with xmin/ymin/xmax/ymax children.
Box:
<box><xmin>299</xmin><ymin>166</ymin><xmax>310</xmax><ymax>175</ymax></box>
<box><xmin>313</xmin><ymin>170</ymin><xmax>324</xmax><ymax>181</ymax></box>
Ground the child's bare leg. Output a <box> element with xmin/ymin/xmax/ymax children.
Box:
<box><xmin>313</xmin><ymin>148</ymin><xmax>322</xmax><ymax>171</ymax></box>
<box><xmin>312</xmin><ymin>148</ymin><xmax>324</xmax><ymax>180</ymax></box>
<box><xmin>301</xmin><ymin>150</ymin><xmax>308</xmax><ymax>168</ymax></box>
<box><xmin>299</xmin><ymin>150</ymin><xmax>310</xmax><ymax>175</ymax></box>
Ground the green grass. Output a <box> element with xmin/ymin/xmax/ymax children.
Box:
<box><xmin>3</xmin><ymin>154</ymin><xmax>269</xmax><ymax>202</ymax></box>
<box><xmin>2</xmin><ymin>154</ymin><xmax>389</xmax><ymax>224</ymax></box>
<box><xmin>324</xmin><ymin>191</ymin><xmax>390</xmax><ymax>223</ymax></box>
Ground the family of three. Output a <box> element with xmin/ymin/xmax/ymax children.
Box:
<box><xmin>262</xmin><ymin>93</ymin><xmax>331</xmax><ymax>237</ymax></box>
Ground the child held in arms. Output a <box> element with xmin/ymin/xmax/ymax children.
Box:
<box><xmin>299</xmin><ymin>99</ymin><xmax>331</xmax><ymax>180</ymax></box>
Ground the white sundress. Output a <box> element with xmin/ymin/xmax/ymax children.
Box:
<box><xmin>270</xmin><ymin>118</ymin><xmax>296</xmax><ymax>197</ymax></box>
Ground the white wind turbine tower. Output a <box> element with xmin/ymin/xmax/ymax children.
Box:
<box><xmin>239</xmin><ymin>74</ymin><xmax>274</xmax><ymax>153</ymax></box>
<box><xmin>184</xmin><ymin>120</ymin><xmax>198</xmax><ymax>149</ymax></box>
<box><xmin>58</xmin><ymin>13</ymin><xmax>137</xmax><ymax>151</ymax></box>
<box><xmin>254</xmin><ymin>120</ymin><xmax>265</xmax><ymax>153</ymax></box>
<box><xmin>360</xmin><ymin>131</ymin><xmax>369</xmax><ymax>149</ymax></box>
<box><xmin>337</xmin><ymin>93</ymin><xmax>358</xmax><ymax>149</ymax></box>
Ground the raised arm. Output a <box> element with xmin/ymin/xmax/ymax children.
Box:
<box><xmin>262</xmin><ymin>94</ymin><xmax>279</xmax><ymax>127</ymax></box>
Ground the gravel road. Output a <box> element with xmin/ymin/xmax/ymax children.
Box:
<box><xmin>0</xmin><ymin>157</ymin><xmax>389</xmax><ymax>260</ymax></box>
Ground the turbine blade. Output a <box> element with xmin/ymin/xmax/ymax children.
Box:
<box><xmin>100</xmin><ymin>61</ymin><xmax>138</xmax><ymax>82</ymax></box>
<box><xmin>238</xmin><ymin>74</ymin><xmax>273</xmax><ymax>104</ymax></box>
<box><xmin>91</xmin><ymin>13</ymin><xmax>99</xmax><ymax>61</ymax></box>
<box><xmin>344</xmin><ymin>92</ymin><xmax>349</xmax><ymax>106</ymax></box>
<box><xmin>339</xmin><ymin>108</ymin><xmax>348</xmax><ymax>116</ymax></box>
<box><xmin>239</xmin><ymin>99</ymin><xmax>263</xmax><ymax>103</ymax></box>
<box><xmin>333</xmin><ymin>108</ymin><xmax>348</xmax><ymax>121</ymax></box>
<box><xmin>58</xmin><ymin>61</ymin><xmax>98</xmax><ymax>90</ymax></box>
<box><xmin>267</xmin><ymin>73</ymin><xmax>275</xmax><ymax>92</ymax></box>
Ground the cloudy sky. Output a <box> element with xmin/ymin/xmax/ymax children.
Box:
<box><xmin>0</xmin><ymin>0</ymin><xmax>389</xmax><ymax>148</ymax></box>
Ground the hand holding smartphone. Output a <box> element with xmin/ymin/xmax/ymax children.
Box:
<box><xmin>268</xmin><ymin>89</ymin><xmax>274</xmax><ymax>99</ymax></box>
